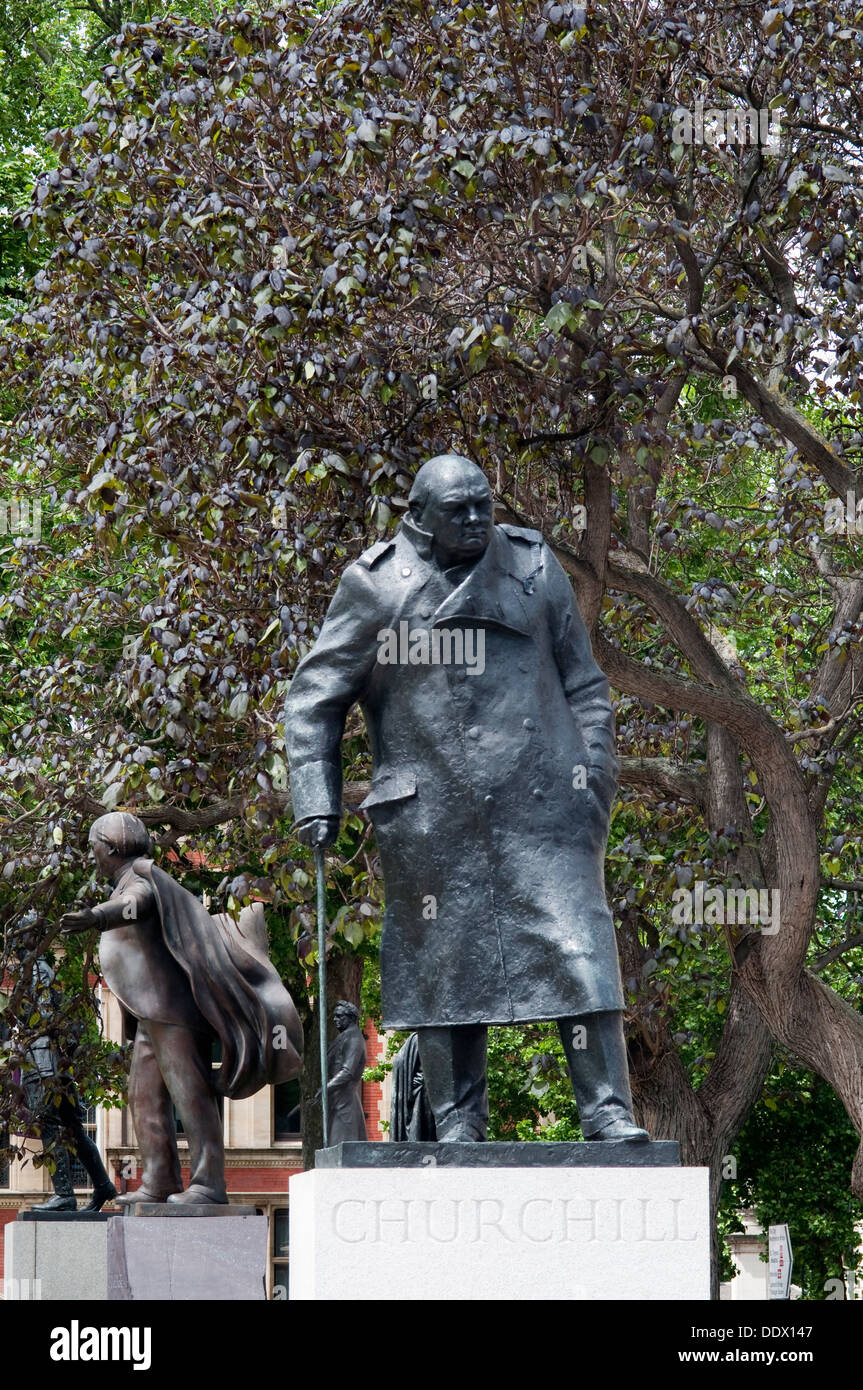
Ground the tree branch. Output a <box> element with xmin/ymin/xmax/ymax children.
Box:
<box><xmin>618</xmin><ymin>755</ymin><xmax>706</xmax><ymax>808</ymax></box>
<box><xmin>812</xmin><ymin>934</ymin><xmax>863</xmax><ymax>972</ymax></box>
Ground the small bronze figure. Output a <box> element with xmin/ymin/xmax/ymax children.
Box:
<box><xmin>318</xmin><ymin>1001</ymin><xmax>367</xmax><ymax>1144</ymax></box>
<box><xmin>61</xmin><ymin>813</ymin><xmax>303</xmax><ymax>1204</ymax></box>
<box><xmin>285</xmin><ymin>454</ymin><xmax>648</xmax><ymax>1144</ymax></box>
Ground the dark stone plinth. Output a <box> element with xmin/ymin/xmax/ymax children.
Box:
<box><xmin>108</xmin><ymin>1210</ymin><xmax>268</xmax><ymax>1300</ymax></box>
<box><xmin>123</xmin><ymin>1202</ymin><xmax>258</xmax><ymax>1217</ymax></box>
<box><xmin>316</xmin><ymin>1140</ymin><xmax>680</xmax><ymax>1168</ymax></box>
<box><xmin>18</xmin><ymin>1209</ymin><xmax>115</xmax><ymax>1222</ymax></box>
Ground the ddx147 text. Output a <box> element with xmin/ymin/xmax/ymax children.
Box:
<box><xmin>691</xmin><ymin>1327</ymin><xmax>813</xmax><ymax>1340</ymax></box>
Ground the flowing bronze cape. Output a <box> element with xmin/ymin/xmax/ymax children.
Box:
<box><xmin>134</xmin><ymin>858</ymin><xmax>302</xmax><ymax>1099</ymax></box>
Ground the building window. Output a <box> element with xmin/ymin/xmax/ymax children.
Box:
<box><xmin>273</xmin><ymin>1079</ymin><xmax>301</xmax><ymax>1141</ymax></box>
<box><xmin>71</xmin><ymin>1105</ymin><xmax>98</xmax><ymax>1190</ymax></box>
<box><xmin>272</xmin><ymin>1207</ymin><xmax>289</xmax><ymax>1299</ymax></box>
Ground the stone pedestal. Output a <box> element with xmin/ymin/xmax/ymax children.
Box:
<box><xmin>108</xmin><ymin>1209</ymin><xmax>268</xmax><ymax>1301</ymax></box>
<box><xmin>4</xmin><ymin>1215</ymin><xmax>111</xmax><ymax>1301</ymax></box>
<box><xmin>290</xmin><ymin>1143</ymin><xmax>709</xmax><ymax>1301</ymax></box>
<box><xmin>5</xmin><ymin>1206</ymin><xmax>269</xmax><ymax>1302</ymax></box>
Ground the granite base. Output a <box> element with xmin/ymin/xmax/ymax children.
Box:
<box><xmin>289</xmin><ymin>1162</ymin><xmax>710</xmax><ymax>1301</ymax></box>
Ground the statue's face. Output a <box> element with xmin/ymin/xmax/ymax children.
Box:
<box><xmin>416</xmin><ymin>470</ymin><xmax>493</xmax><ymax>563</ymax></box>
<box><xmin>90</xmin><ymin>839</ymin><xmax>116</xmax><ymax>879</ymax></box>
<box><xmin>334</xmin><ymin>1005</ymin><xmax>353</xmax><ymax>1030</ymax></box>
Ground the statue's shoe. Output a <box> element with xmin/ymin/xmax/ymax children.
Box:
<box><xmin>30</xmin><ymin>1194</ymin><xmax>77</xmax><ymax>1213</ymax></box>
<box><xmin>436</xmin><ymin>1123</ymin><xmax>488</xmax><ymax>1143</ymax></box>
<box><xmin>166</xmin><ymin>1185</ymin><xmax>229</xmax><ymax>1206</ymax></box>
<box><xmin>588</xmin><ymin>1118</ymin><xmax>650</xmax><ymax>1141</ymax></box>
<box><xmin>81</xmin><ymin>1181</ymin><xmax>119</xmax><ymax>1212</ymax></box>
<box><xmin>116</xmin><ymin>1188</ymin><xmax>181</xmax><ymax>1205</ymax></box>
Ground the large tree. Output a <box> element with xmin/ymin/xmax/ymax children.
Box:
<box><xmin>0</xmin><ymin>0</ymin><xmax>223</xmax><ymax>305</ymax></box>
<box><xmin>2</xmin><ymin>0</ymin><xmax>863</xmax><ymax>1289</ymax></box>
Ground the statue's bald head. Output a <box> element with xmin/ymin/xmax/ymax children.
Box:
<box><xmin>89</xmin><ymin>812</ymin><xmax>151</xmax><ymax>859</ymax></box>
<box><xmin>409</xmin><ymin>454</ymin><xmax>489</xmax><ymax>514</ymax></box>
<box><xmin>408</xmin><ymin>454</ymin><xmax>493</xmax><ymax>566</ymax></box>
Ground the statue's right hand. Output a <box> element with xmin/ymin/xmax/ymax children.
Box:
<box><xmin>59</xmin><ymin>908</ymin><xmax>98</xmax><ymax>935</ymax></box>
<box><xmin>296</xmin><ymin>817</ymin><xmax>339</xmax><ymax>849</ymax></box>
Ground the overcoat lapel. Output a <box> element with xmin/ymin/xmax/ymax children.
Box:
<box><xmin>396</xmin><ymin>523</ymin><xmax>537</xmax><ymax>636</ymax></box>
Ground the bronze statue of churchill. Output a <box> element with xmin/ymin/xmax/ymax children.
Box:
<box><xmin>284</xmin><ymin>453</ymin><xmax>647</xmax><ymax>1144</ymax></box>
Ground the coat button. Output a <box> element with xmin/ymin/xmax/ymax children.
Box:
<box><xmin>401</xmin><ymin>567</ymin><xmax>412</xmax><ymax>578</ymax></box>
<box><xmin>467</xmin><ymin>726</ymin><xmax>480</xmax><ymax>739</ymax></box>
<box><xmin>523</xmin><ymin>718</ymin><xmax>535</xmax><ymax>731</ymax></box>
<box><xmin>518</xmin><ymin>660</ymin><xmax>530</xmax><ymax>673</ymax></box>
<box><xmin>532</xmin><ymin>787</ymin><xmax>544</xmax><ymax>800</ymax></box>
<box><xmin>484</xmin><ymin>794</ymin><xmax>493</xmax><ymax>805</ymax></box>
<box><xmin>420</xmin><ymin>605</ymin><xmax>432</xmax><ymax>619</ymax></box>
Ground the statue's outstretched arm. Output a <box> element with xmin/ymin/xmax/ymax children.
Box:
<box><xmin>60</xmin><ymin>879</ymin><xmax>155</xmax><ymax>934</ymax></box>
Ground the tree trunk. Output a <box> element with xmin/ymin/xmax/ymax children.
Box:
<box><xmin>626</xmin><ymin>724</ymin><xmax>775</xmax><ymax>1295</ymax></box>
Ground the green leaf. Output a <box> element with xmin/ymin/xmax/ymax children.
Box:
<box><xmin>228</xmin><ymin>691</ymin><xmax>249</xmax><ymax>719</ymax></box>
<box><xmin>544</xmin><ymin>302</ymin><xmax>575</xmax><ymax>333</ymax></box>
<box><xmin>342</xmin><ymin>919</ymin><xmax>364</xmax><ymax>948</ymax></box>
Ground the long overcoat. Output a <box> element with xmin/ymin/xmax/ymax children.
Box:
<box><xmin>284</xmin><ymin>517</ymin><xmax>624</xmax><ymax>1029</ymax></box>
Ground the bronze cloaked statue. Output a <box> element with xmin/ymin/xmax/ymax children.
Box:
<box><xmin>61</xmin><ymin>813</ymin><xmax>302</xmax><ymax>1204</ymax></box>
<box><xmin>285</xmin><ymin>453</ymin><xmax>648</xmax><ymax>1144</ymax></box>
<box><xmin>317</xmin><ymin>1001</ymin><xmax>367</xmax><ymax>1144</ymax></box>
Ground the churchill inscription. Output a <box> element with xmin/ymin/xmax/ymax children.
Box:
<box><xmin>330</xmin><ymin>1194</ymin><xmax>701</xmax><ymax>1245</ymax></box>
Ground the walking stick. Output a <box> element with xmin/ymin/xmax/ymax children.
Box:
<box><xmin>315</xmin><ymin>844</ymin><xmax>329</xmax><ymax>1149</ymax></box>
